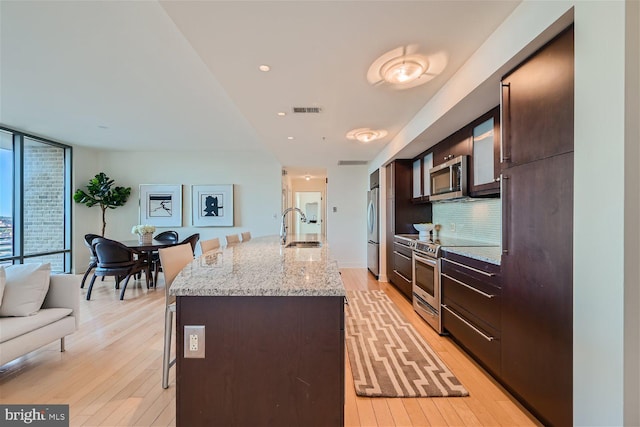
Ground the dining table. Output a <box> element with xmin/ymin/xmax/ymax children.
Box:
<box><xmin>120</xmin><ymin>239</ymin><xmax>181</xmax><ymax>288</ymax></box>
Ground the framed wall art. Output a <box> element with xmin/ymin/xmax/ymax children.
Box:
<box><xmin>192</xmin><ymin>184</ymin><xmax>234</xmax><ymax>227</ymax></box>
<box><xmin>139</xmin><ymin>184</ymin><xmax>182</xmax><ymax>227</ymax></box>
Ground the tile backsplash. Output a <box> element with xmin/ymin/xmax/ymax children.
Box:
<box><xmin>433</xmin><ymin>198</ymin><xmax>501</xmax><ymax>244</ymax></box>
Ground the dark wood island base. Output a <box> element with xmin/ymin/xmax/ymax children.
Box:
<box><xmin>176</xmin><ymin>295</ymin><xmax>345</xmax><ymax>427</ymax></box>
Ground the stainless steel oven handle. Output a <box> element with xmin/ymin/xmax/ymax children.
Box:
<box><xmin>441</xmin><ymin>258</ymin><xmax>495</xmax><ymax>277</ymax></box>
<box><xmin>413</xmin><ymin>254</ymin><xmax>437</xmax><ymax>267</ymax></box>
<box><xmin>442</xmin><ymin>305</ymin><xmax>495</xmax><ymax>342</ymax></box>
<box><xmin>441</xmin><ymin>273</ymin><xmax>495</xmax><ymax>299</ymax></box>
<box><xmin>393</xmin><ymin>251</ymin><xmax>411</xmax><ymax>261</ymax></box>
<box><xmin>414</xmin><ymin>297</ymin><xmax>437</xmax><ymax>316</ymax></box>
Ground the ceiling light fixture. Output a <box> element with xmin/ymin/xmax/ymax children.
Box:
<box><xmin>258</xmin><ymin>64</ymin><xmax>271</xmax><ymax>72</ymax></box>
<box><xmin>367</xmin><ymin>46</ymin><xmax>448</xmax><ymax>89</ymax></box>
<box><xmin>346</xmin><ymin>128</ymin><xmax>388</xmax><ymax>144</ymax></box>
<box><xmin>287</xmin><ymin>136</ymin><xmax>294</xmax><ymax>140</ymax></box>
<box><xmin>277</xmin><ymin>112</ymin><xmax>286</xmax><ymax>116</ymax></box>
<box><xmin>380</xmin><ymin>58</ymin><xmax>426</xmax><ymax>84</ymax></box>
<box><xmin>305</xmin><ymin>175</ymin><xmax>311</xmax><ymax>181</ymax></box>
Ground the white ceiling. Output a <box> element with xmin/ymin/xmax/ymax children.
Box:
<box><xmin>0</xmin><ymin>1</ymin><xmax>520</xmax><ymax>178</ymax></box>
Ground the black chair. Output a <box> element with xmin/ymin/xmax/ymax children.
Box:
<box><xmin>152</xmin><ymin>231</ymin><xmax>180</xmax><ymax>285</ymax></box>
<box><xmin>80</xmin><ymin>233</ymin><xmax>102</xmax><ymax>289</ymax></box>
<box><xmin>180</xmin><ymin>233</ymin><xmax>200</xmax><ymax>254</ymax></box>
<box><xmin>86</xmin><ymin>238</ymin><xmax>149</xmax><ymax>300</ymax></box>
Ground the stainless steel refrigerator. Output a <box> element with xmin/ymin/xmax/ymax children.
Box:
<box><xmin>366</xmin><ymin>188</ymin><xmax>379</xmax><ymax>277</ymax></box>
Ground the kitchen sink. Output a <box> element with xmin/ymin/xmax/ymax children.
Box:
<box><xmin>285</xmin><ymin>241</ymin><xmax>322</xmax><ymax>248</ymax></box>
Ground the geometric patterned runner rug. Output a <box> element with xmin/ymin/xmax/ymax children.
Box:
<box><xmin>345</xmin><ymin>290</ymin><xmax>469</xmax><ymax>397</ymax></box>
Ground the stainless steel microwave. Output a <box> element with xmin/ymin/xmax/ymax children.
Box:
<box><xmin>429</xmin><ymin>155</ymin><xmax>468</xmax><ymax>201</ymax></box>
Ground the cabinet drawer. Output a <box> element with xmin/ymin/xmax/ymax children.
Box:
<box><xmin>390</xmin><ymin>270</ymin><xmax>412</xmax><ymax>301</ymax></box>
<box><xmin>393</xmin><ymin>241</ymin><xmax>413</xmax><ymax>258</ymax></box>
<box><xmin>441</xmin><ymin>273</ymin><xmax>501</xmax><ymax>331</ymax></box>
<box><xmin>442</xmin><ymin>304</ymin><xmax>501</xmax><ymax>376</ymax></box>
<box><xmin>441</xmin><ymin>256</ymin><xmax>501</xmax><ymax>290</ymax></box>
<box><xmin>393</xmin><ymin>250</ymin><xmax>412</xmax><ymax>281</ymax></box>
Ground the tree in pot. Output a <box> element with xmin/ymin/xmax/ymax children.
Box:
<box><xmin>73</xmin><ymin>172</ymin><xmax>132</xmax><ymax>236</ymax></box>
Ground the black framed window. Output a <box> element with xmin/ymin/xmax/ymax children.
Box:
<box><xmin>0</xmin><ymin>127</ymin><xmax>72</xmax><ymax>272</ymax></box>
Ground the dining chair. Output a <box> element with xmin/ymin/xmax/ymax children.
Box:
<box><xmin>86</xmin><ymin>238</ymin><xmax>149</xmax><ymax>300</ymax></box>
<box><xmin>158</xmin><ymin>243</ymin><xmax>195</xmax><ymax>389</ymax></box>
<box><xmin>226</xmin><ymin>234</ymin><xmax>241</xmax><ymax>245</ymax></box>
<box><xmin>179</xmin><ymin>233</ymin><xmax>200</xmax><ymax>254</ymax></box>
<box><xmin>80</xmin><ymin>233</ymin><xmax>102</xmax><ymax>289</ymax></box>
<box><xmin>241</xmin><ymin>231</ymin><xmax>252</xmax><ymax>241</ymax></box>
<box><xmin>200</xmin><ymin>237</ymin><xmax>221</xmax><ymax>253</ymax></box>
<box><xmin>152</xmin><ymin>230</ymin><xmax>180</xmax><ymax>285</ymax></box>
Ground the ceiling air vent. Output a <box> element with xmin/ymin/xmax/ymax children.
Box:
<box><xmin>292</xmin><ymin>107</ymin><xmax>322</xmax><ymax>114</ymax></box>
<box><xmin>338</xmin><ymin>160</ymin><xmax>368</xmax><ymax>166</ymax></box>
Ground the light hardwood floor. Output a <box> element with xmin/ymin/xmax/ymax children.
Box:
<box><xmin>0</xmin><ymin>269</ymin><xmax>540</xmax><ymax>426</ymax></box>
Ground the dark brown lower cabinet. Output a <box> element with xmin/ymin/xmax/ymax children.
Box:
<box><xmin>441</xmin><ymin>253</ymin><xmax>502</xmax><ymax>378</ymax></box>
<box><xmin>176</xmin><ymin>296</ymin><xmax>344</xmax><ymax>427</ymax></box>
<box><xmin>501</xmin><ymin>152</ymin><xmax>573</xmax><ymax>427</ymax></box>
<box><xmin>391</xmin><ymin>238</ymin><xmax>413</xmax><ymax>299</ymax></box>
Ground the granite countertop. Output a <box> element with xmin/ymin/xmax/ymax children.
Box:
<box><xmin>170</xmin><ymin>234</ymin><xmax>345</xmax><ymax>297</ymax></box>
<box><xmin>442</xmin><ymin>246</ymin><xmax>502</xmax><ymax>265</ymax></box>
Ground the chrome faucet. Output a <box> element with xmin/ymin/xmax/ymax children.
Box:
<box><xmin>280</xmin><ymin>207</ymin><xmax>307</xmax><ymax>245</ymax></box>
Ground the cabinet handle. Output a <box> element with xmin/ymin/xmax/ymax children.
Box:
<box><xmin>502</xmin><ymin>174</ymin><xmax>509</xmax><ymax>254</ymax></box>
<box><xmin>442</xmin><ymin>304</ymin><xmax>495</xmax><ymax>342</ymax></box>
<box><xmin>442</xmin><ymin>258</ymin><xmax>496</xmax><ymax>277</ymax></box>
<box><xmin>500</xmin><ymin>82</ymin><xmax>511</xmax><ymax>163</ymax></box>
<box><xmin>441</xmin><ymin>273</ymin><xmax>495</xmax><ymax>299</ymax></box>
<box><xmin>393</xmin><ymin>270</ymin><xmax>411</xmax><ymax>283</ymax></box>
<box><xmin>393</xmin><ymin>251</ymin><xmax>411</xmax><ymax>261</ymax></box>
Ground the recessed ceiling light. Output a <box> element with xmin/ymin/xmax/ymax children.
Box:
<box><xmin>305</xmin><ymin>175</ymin><xmax>311</xmax><ymax>181</ymax></box>
<box><xmin>277</xmin><ymin>112</ymin><xmax>286</xmax><ymax>117</ymax></box>
<box><xmin>287</xmin><ymin>136</ymin><xmax>294</xmax><ymax>140</ymax></box>
<box><xmin>259</xmin><ymin>64</ymin><xmax>270</xmax><ymax>72</ymax></box>
<box><xmin>346</xmin><ymin>128</ymin><xmax>388</xmax><ymax>143</ymax></box>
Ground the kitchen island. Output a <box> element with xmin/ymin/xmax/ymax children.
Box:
<box><xmin>170</xmin><ymin>235</ymin><xmax>345</xmax><ymax>427</ymax></box>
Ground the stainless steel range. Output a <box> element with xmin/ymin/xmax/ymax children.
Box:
<box><xmin>412</xmin><ymin>240</ymin><xmax>442</xmax><ymax>333</ymax></box>
<box><xmin>411</xmin><ymin>236</ymin><xmax>498</xmax><ymax>334</ymax></box>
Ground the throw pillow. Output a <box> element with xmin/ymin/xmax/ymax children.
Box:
<box><xmin>0</xmin><ymin>263</ymin><xmax>51</xmax><ymax>317</ymax></box>
<box><xmin>0</xmin><ymin>266</ymin><xmax>5</xmax><ymax>308</ymax></box>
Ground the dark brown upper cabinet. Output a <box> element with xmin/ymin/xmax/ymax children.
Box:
<box><xmin>432</xmin><ymin>127</ymin><xmax>471</xmax><ymax>167</ymax></box>
<box><xmin>410</xmin><ymin>152</ymin><xmax>434</xmax><ymax>204</ymax></box>
<box><xmin>500</xmin><ymin>28</ymin><xmax>574</xmax><ymax>167</ymax></box>
<box><xmin>469</xmin><ymin>106</ymin><xmax>501</xmax><ymax>197</ymax></box>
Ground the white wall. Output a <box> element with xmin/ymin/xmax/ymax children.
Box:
<box><xmin>72</xmin><ymin>149</ymin><xmax>366</xmax><ymax>272</ymax></box>
<box><xmin>326</xmin><ymin>165</ymin><xmax>368</xmax><ymax>268</ymax></box>
<box><xmin>71</xmin><ymin>145</ymin><xmax>101</xmax><ymax>273</ymax></box>
<box><xmin>623</xmin><ymin>0</ymin><xmax>640</xmax><ymax>423</ymax></box>
<box><xmin>71</xmin><ymin>149</ymin><xmax>282</xmax><ymax>268</ymax></box>
<box><xmin>369</xmin><ymin>0</ymin><xmax>640</xmax><ymax>424</ymax></box>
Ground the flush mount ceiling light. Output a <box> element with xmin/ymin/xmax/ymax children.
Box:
<box><xmin>258</xmin><ymin>64</ymin><xmax>271</xmax><ymax>72</ymax></box>
<box><xmin>277</xmin><ymin>112</ymin><xmax>286</xmax><ymax>116</ymax></box>
<box><xmin>305</xmin><ymin>175</ymin><xmax>311</xmax><ymax>181</ymax></box>
<box><xmin>380</xmin><ymin>57</ymin><xmax>428</xmax><ymax>84</ymax></box>
<box><xmin>346</xmin><ymin>128</ymin><xmax>388</xmax><ymax>144</ymax></box>
<box><xmin>367</xmin><ymin>45</ymin><xmax>448</xmax><ymax>89</ymax></box>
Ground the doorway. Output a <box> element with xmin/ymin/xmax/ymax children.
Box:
<box><xmin>281</xmin><ymin>168</ymin><xmax>327</xmax><ymax>237</ymax></box>
<box><xmin>294</xmin><ymin>191</ymin><xmax>324</xmax><ymax>236</ymax></box>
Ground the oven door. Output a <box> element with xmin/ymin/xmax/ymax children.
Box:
<box><xmin>412</xmin><ymin>252</ymin><xmax>440</xmax><ymax>309</ymax></box>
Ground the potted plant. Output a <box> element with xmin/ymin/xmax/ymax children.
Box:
<box><xmin>74</xmin><ymin>172</ymin><xmax>132</xmax><ymax>236</ymax></box>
